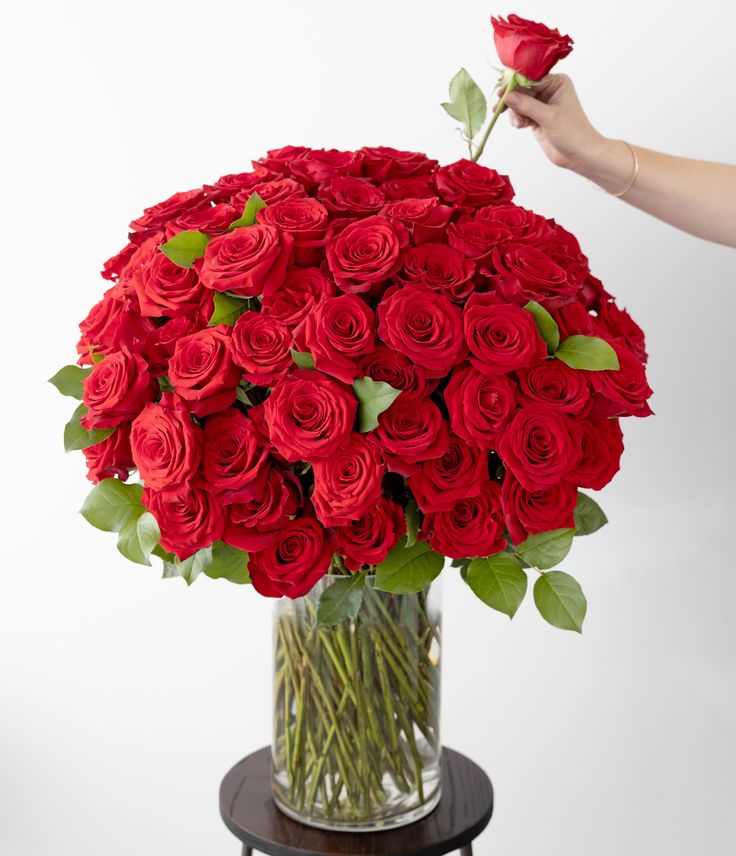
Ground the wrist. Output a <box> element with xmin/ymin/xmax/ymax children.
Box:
<box><xmin>568</xmin><ymin>136</ymin><xmax>635</xmax><ymax>194</ymax></box>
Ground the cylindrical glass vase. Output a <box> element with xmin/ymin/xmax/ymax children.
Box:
<box><xmin>272</xmin><ymin>574</ymin><xmax>442</xmax><ymax>831</ymax></box>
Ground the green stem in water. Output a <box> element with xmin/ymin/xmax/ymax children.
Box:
<box><xmin>471</xmin><ymin>70</ymin><xmax>520</xmax><ymax>163</ymax></box>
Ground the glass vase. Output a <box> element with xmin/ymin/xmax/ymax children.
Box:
<box><xmin>271</xmin><ymin>574</ymin><xmax>442</xmax><ymax>831</ymax></box>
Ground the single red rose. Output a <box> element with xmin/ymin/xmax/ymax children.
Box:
<box><xmin>197</xmin><ymin>224</ymin><xmax>293</xmax><ymax>297</ymax></box>
<box><xmin>130</xmin><ymin>393</ymin><xmax>203</xmax><ymax>491</ymax></box>
<box><xmin>289</xmin><ymin>149</ymin><xmax>363</xmax><ymax>187</ymax></box>
<box><xmin>203</xmin><ymin>167</ymin><xmax>272</xmax><ymax>198</ymax></box>
<box><xmin>569</xmin><ymin>418</ymin><xmax>624</xmax><ymax>490</ymax></box>
<box><xmin>258</xmin><ymin>197</ymin><xmax>329</xmax><ymax>266</ymax></box>
<box><xmin>380</xmin><ymin>176</ymin><xmax>436</xmax><ymax>200</ymax></box>
<box><xmin>408</xmin><ymin>433</ymin><xmax>488</xmax><ymax>513</ymax></box>
<box><xmin>254</xmin><ymin>146</ymin><xmax>311</xmax><ymax>176</ymax></box>
<box><xmin>202</xmin><ymin>409</ymin><xmax>269</xmax><ymax>503</ymax></box>
<box><xmin>357</xmin><ymin>344</ymin><xmax>433</xmax><ymax>400</ymax></box>
<box><xmin>101</xmin><ymin>242</ymin><xmax>137</xmax><ymax>282</ymax></box>
<box><xmin>326</xmin><ymin>215</ymin><xmax>407</xmax><ymax>294</ymax></box>
<box><xmin>381</xmin><ymin>197</ymin><xmax>453</xmax><ymax>245</ymax></box>
<box><xmin>447</xmin><ymin>216</ymin><xmax>513</xmax><ymax>262</ymax></box>
<box><xmin>223</xmin><ymin>470</ymin><xmax>302</xmax><ymax>552</ymax></box>
<box><xmin>422</xmin><ymin>481</ymin><xmax>506</xmax><ymax>559</ymax></box>
<box><xmin>493</xmin><ymin>244</ymin><xmax>579</xmax><ymax>309</ymax></box>
<box><xmin>358</xmin><ymin>147</ymin><xmax>438</xmax><ymax>181</ymax></box>
<box><xmin>132</xmin><ymin>249</ymin><xmax>211</xmax><ymax>319</ymax></box>
<box><xmin>545</xmin><ymin>222</ymin><xmax>590</xmax><ymax>287</ymax></box>
<box><xmin>498</xmin><ymin>404</ymin><xmax>582</xmax><ymax>490</ymax></box>
<box><xmin>501</xmin><ymin>474</ymin><xmax>577</xmax><ymax>546</ymax></box>
<box><xmin>293</xmin><ymin>294</ymin><xmax>375</xmax><ymax>383</ymax></box>
<box><xmin>397</xmin><ymin>243</ymin><xmax>476</xmax><ymax>302</ymax></box>
<box><xmin>553</xmin><ymin>301</ymin><xmax>598</xmax><ymax>340</ymax></box>
<box><xmin>318</xmin><ymin>176</ymin><xmax>386</xmax><ymax>214</ymax></box>
<box><xmin>579</xmin><ymin>274</ymin><xmax>612</xmax><ymax>312</ymax></box>
<box><xmin>445</xmin><ymin>365</ymin><xmax>517</xmax><ymax>450</ymax></box>
<box><xmin>167</xmin><ymin>326</ymin><xmax>241</xmax><ymax>418</ymax></box>
<box><xmin>335</xmin><ymin>498</ymin><xmax>407</xmax><ymax>571</ymax></box>
<box><xmin>370</xmin><ymin>398</ymin><xmax>449</xmax><ymax>476</ymax></box>
<box><xmin>249</xmin><ymin>517</ymin><xmax>333</xmax><ymax>598</ymax></box>
<box><xmin>463</xmin><ymin>293</ymin><xmax>547</xmax><ymax>375</ymax></box>
<box><xmin>377</xmin><ymin>284</ymin><xmax>465</xmax><ymax>376</ymax></box>
<box><xmin>82</xmin><ymin>347</ymin><xmax>157</xmax><ymax>429</ymax></box>
<box><xmin>597</xmin><ymin>300</ymin><xmax>648</xmax><ymax>364</ymax></box>
<box><xmin>261</xmin><ymin>266</ymin><xmax>336</xmax><ymax>328</ymax></box>
<box><xmin>167</xmin><ymin>202</ymin><xmax>238</xmax><ymax>238</ymax></box>
<box><xmin>475</xmin><ymin>204</ymin><xmax>555</xmax><ymax>246</ymax></box>
<box><xmin>312</xmin><ymin>433</ymin><xmax>384</xmax><ymax>526</ymax></box>
<box><xmin>129</xmin><ymin>188</ymin><xmax>206</xmax><ymax>232</ymax></box>
<box><xmin>144</xmin><ymin>315</ymin><xmax>207</xmax><ymax>377</ymax></box>
<box><xmin>234</xmin><ymin>178</ymin><xmax>306</xmax><ymax>207</ymax></box>
<box><xmin>83</xmin><ymin>424</ymin><xmax>135</xmax><ymax>483</ymax></box>
<box><xmin>434</xmin><ymin>159</ymin><xmax>514</xmax><ymax>207</ymax></box>
<box><xmin>231</xmin><ymin>311</ymin><xmax>293</xmax><ymax>386</ymax></box>
<box><xmin>264</xmin><ymin>370</ymin><xmax>357</xmax><ymax>462</ymax></box>
<box><xmin>588</xmin><ymin>339</ymin><xmax>653</xmax><ymax>418</ymax></box>
<box><xmin>77</xmin><ymin>288</ymin><xmax>156</xmax><ymax>364</ymax></box>
<box><xmin>491</xmin><ymin>14</ymin><xmax>573</xmax><ymax>80</ymax></box>
<box><xmin>516</xmin><ymin>361</ymin><xmax>590</xmax><ymax>414</ymax></box>
<box><xmin>143</xmin><ymin>483</ymin><xmax>225</xmax><ymax>561</ymax></box>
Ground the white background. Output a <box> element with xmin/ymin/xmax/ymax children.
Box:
<box><xmin>2</xmin><ymin>1</ymin><xmax>735</xmax><ymax>854</ymax></box>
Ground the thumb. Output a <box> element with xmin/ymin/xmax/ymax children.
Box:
<box><xmin>504</xmin><ymin>91</ymin><xmax>551</xmax><ymax>125</ymax></box>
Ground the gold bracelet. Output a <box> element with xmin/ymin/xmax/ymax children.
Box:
<box><xmin>609</xmin><ymin>140</ymin><xmax>639</xmax><ymax>198</ymax></box>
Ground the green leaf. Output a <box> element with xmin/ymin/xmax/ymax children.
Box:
<box><xmin>64</xmin><ymin>403</ymin><xmax>115</xmax><ymax>452</ymax></box>
<box><xmin>236</xmin><ymin>383</ymin><xmax>254</xmax><ymax>406</ymax></box>
<box><xmin>574</xmin><ymin>492</ymin><xmax>608</xmax><ymax>536</ymax></box>
<box><xmin>516</xmin><ymin>528</ymin><xmax>576</xmax><ymax>570</ymax></box>
<box><xmin>465</xmin><ymin>553</ymin><xmax>528</xmax><ymax>618</ymax></box>
<box><xmin>556</xmin><ymin>336</ymin><xmax>619</xmax><ymax>371</ymax></box>
<box><xmin>204</xmin><ymin>541</ymin><xmax>251</xmax><ymax>584</ymax></box>
<box><xmin>163</xmin><ymin>546</ymin><xmax>213</xmax><ymax>585</ymax></box>
<box><xmin>524</xmin><ymin>301</ymin><xmax>560</xmax><ymax>353</ymax></box>
<box><xmin>89</xmin><ymin>347</ymin><xmax>104</xmax><ymax>364</ymax></box>
<box><xmin>441</xmin><ymin>67</ymin><xmax>488</xmax><ymax>142</ymax></box>
<box><xmin>352</xmin><ymin>376</ymin><xmax>402</xmax><ymax>433</ymax></box>
<box><xmin>209</xmin><ymin>292</ymin><xmax>250</xmax><ymax>327</ymax></box>
<box><xmin>534</xmin><ymin>571</ymin><xmax>587</xmax><ymax>633</ymax></box>
<box><xmin>374</xmin><ymin>540</ymin><xmax>444</xmax><ymax>594</ymax></box>
<box><xmin>80</xmin><ymin>479</ymin><xmax>143</xmax><ymax>533</ymax></box>
<box><xmin>316</xmin><ymin>573</ymin><xmax>366</xmax><ymax>627</ymax></box>
<box><xmin>159</xmin><ymin>230</ymin><xmax>211</xmax><ymax>268</ymax></box>
<box><xmin>49</xmin><ymin>365</ymin><xmax>91</xmax><ymax>399</ymax></box>
<box><xmin>117</xmin><ymin>511</ymin><xmax>160</xmax><ymax>567</ymax></box>
<box><xmin>405</xmin><ymin>497</ymin><xmax>420</xmax><ymax>548</ymax></box>
<box><xmin>229</xmin><ymin>192</ymin><xmax>267</xmax><ymax>230</ymax></box>
<box><xmin>291</xmin><ymin>349</ymin><xmax>315</xmax><ymax>370</ymax></box>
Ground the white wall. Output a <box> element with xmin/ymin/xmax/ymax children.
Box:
<box><xmin>2</xmin><ymin>1</ymin><xmax>734</xmax><ymax>854</ymax></box>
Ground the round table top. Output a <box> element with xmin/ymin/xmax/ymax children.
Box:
<box><xmin>219</xmin><ymin>746</ymin><xmax>493</xmax><ymax>856</ymax></box>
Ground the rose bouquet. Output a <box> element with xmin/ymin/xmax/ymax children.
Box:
<box><xmin>50</xmin><ymin>12</ymin><xmax>652</xmax><ymax>830</ymax></box>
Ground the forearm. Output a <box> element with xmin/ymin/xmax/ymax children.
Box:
<box><xmin>571</xmin><ymin>138</ymin><xmax>736</xmax><ymax>248</ymax></box>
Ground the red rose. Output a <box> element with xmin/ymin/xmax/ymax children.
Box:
<box><xmin>569</xmin><ymin>418</ymin><xmax>624</xmax><ymax>490</ymax></box>
<box><xmin>434</xmin><ymin>159</ymin><xmax>514</xmax><ymax>207</ymax></box>
<box><xmin>498</xmin><ymin>405</ymin><xmax>582</xmax><ymax>490</ymax></box>
<box><xmin>597</xmin><ymin>300</ymin><xmax>648</xmax><ymax>364</ymax></box>
<box><xmin>358</xmin><ymin>146</ymin><xmax>437</xmax><ymax>181</ymax></box>
<box><xmin>445</xmin><ymin>365</ymin><xmax>516</xmax><ymax>450</ymax></box>
<box><xmin>380</xmin><ymin>176</ymin><xmax>436</xmax><ymax>200</ymax></box>
<box><xmin>463</xmin><ymin>293</ymin><xmax>547</xmax><ymax>375</ymax></box>
<box><xmin>261</xmin><ymin>266</ymin><xmax>336</xmax><ymax>328</ymax></box>
<box><xmin>447</xmin><ymin>216</ymin><xmax>513</xmax><ymax>262</ymax></box>
<box><xmin>553</xmin><ymin>301</ymin><xmax>597</xmax><ymax>340</ymax></box>
<box><xmin>381</xmin><ymin>197</ymin><xmax>453</xmax><ymax>245</ymax></box>
<box><xmin>408</xmin><ymin>434</ymin><xmax>488</xmax><ymax>512</ymax></box>
<box><xmin>588</xmin><ymin>340</ymin><xmax>653</xmax><ymax>418</ymax></box>
<box><xmin>132</xmin><ymin>249</ymin><xmax>211</xmax><ymax>319</ymax></box>
<box><xmin>82</xmin><ymin>348</ymin><xmax>157</xmax><ymax>429</ymax></box>
<box><xmin>167</xmin><ymin>326</ymin><xmax>241</xmax><ymax>418</ymax></box>
<box><xmin>77</xmin><ymin>288</ymin><xmax>155</xmax><ymax>364</ymax></box>
<box><xmin>293</xmin><ymin>294</ymin><xmax>375</xmax><ymax>383</ymax></box>
<box><xmin>144</xmin><ymin>315</ymin><xmax>207</xmax><ymax>377</ymax></box>
<box><xmin>475</xmin><ymin>203</ymin><xmax>555</xmax><ymax>246</ymax></box>
<box><xmin>202</xmin><ymin>409</ymin><xmax>269</xmax><ymax>503</ymax></box>
<box><xmin>102</xmin><ymin>242</ymin><xmax>137</xmax><ymax>282</ymax></box>
<box><xmin>335</xmin><ymin>498</ymin><xmax>407</xmax><ymax>570</ymax></box>
<box><xmin>422</xmin><ymin>481</ymin><xmax>506</xmax><ymax>559</ymax></box>
<box><xmin>398</xmin><ymin>243</ymin><xmax>476</xmax><ymax>302</ymax></box>
<box><xmin>258</xmin><ymin>197</ymin><xmax>329</xmax><ymax>266</ymax></box>
<box><xmin>318</xmin><ymin>176</ymin><xmax>386</xmax><ymax>214</ymax></box>
<box><xmin>491</xmin><ymin>14</ymin><xmax>573</xmax><ymax>80</ymax></box>
<box><xmin>129</xmin><ymin>188</ymin><xmax>206</xmax><ymax>232</ymax></box>
<box><xmin>312</xmin><ymin>433</ymin><xmax>384</xmax><ymax>526</ymax></box>
<box><xmin>254</xmin><ymin>146</ymin><xmax>310</xmax><ymax>176</ymax></box>
<box><xmin>493</xmin><ymin>244</ymin><xmax>579</xmax><ymax>310</ymax></box>
<box><xmin>143</xmin><ymin>484</ymin><xmax>225</xmax><ymax>561</ymax></box>
<box><xmin>130</xmin><ymin>393</ymin><xmax>203</xmax><ymax>491</ymax></box>
<box><xmin>357</xmin><ymin>344</ymin><xmax>432</xmax><ymax>400</ymax></box>
<box><xmin>167</xmin><ymin>202</ymin><xmax>238</xmax><ymax>237</ymax></box>
<box><xmin>203</xmin><ymin>167</ymin><xmax>272</xmax><ymax>198</ymax></box>
<box><xmin>83</xmin><ymin>425</ymin><xmax>135</xmax><ymax>483</ymax></box>
<box><xmin>235</xmin><ymin>178</ymin><xmax>306</xmax><ymax>207</ymax></box>
<box><xmin>231</xmin><ymin>311</ymin><xmax>292</xmax><ymax>386</ymax></box>
<box><xmin>264</xmin><ymin>370</ymin><xmax>357</xmax><ymax>462</ymax></box>
<box><xmin>370</xmin><ymin>398</ymin><xmax>448</xmax><ymax>475</ymax></box>
<box><xmin>223</xmin><ymin>470</ymin><xmax>301</xmax><ymax>552</ymax></box>
<box><xmin>545</xmin><ymin>223</ymin><xmax>590</xmax><ymax>287</ymax></box>
<box><xmin>197</xmin><ymin>224</ymin><xmax>293</xmax><ymax>297</ymax></box>
<box><xmin>501</xmin><ymin>474</ymin><xmax>577</xmax><ymax>546</ymax></box>
<box><xmin>580</xmin><ymin>274</ymin><xmax>613</xmax><ymax>312</ymax></box>
<box><xmin>516</xmin><ymin>361</ymin><xmax>590</xmax><ymax>414</ymax></box>
<box><xmin>249</xmin><ymin>517</ymin><xmax>333</xmax><ymax>598</ymax></box>
<box><xmin>289</xmin><ymin>149</ymin><xmax>363</xmax><ymax>187</ymax></box>
<box><xmin>377</xmin><ymin>284</ymin><xmax>465</xmax><ymax>376</ymax></box>
<box><xmin>326</xmin><ymin>215</ymin><xmax>407</xmax><ymax>294</ymax></box>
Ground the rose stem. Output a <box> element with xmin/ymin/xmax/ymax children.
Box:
<box><xmin>471</xmin><ymin>70</ymin><xmax>520</xmax><ymax>163</ymax></box>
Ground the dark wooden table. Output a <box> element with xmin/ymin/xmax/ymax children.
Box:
<box><xmin>220</xmin><ymin>746</ymin><xmax>493</xmax><ymax>856</ymax></box>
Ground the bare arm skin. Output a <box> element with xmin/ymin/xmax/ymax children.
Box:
<box><xmin>501</xmin><ymin>75</ymin><xmax>736</xmax><ymax>248</ymax></box>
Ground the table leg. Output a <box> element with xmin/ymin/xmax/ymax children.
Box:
<box><xmin>242</xmin><ymin>845</ymin><xmax>253</xmax><ymax>856</ymax></box>
<box><xmin>459</xmin><ymin>846</ymin><xmax>473</xmax><ymax>856</ymax></box>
